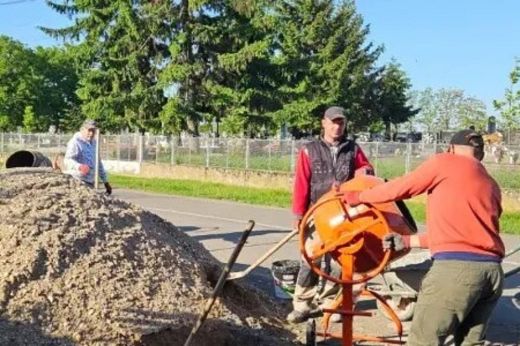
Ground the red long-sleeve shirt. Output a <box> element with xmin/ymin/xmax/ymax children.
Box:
<box><xmin>359</xmin><ymin>153</ymin><xmax>505</xmax><ymax>258</ymax></box>
<box><xmin>292</xmin><ymin>143</ymin><xmax>373</xmax><ymax>218</ymax></box>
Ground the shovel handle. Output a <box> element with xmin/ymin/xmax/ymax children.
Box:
<box><xmin>184</xmin><ymin>220</ymin><xmax>255</xmax><ymax>346</ymax></box>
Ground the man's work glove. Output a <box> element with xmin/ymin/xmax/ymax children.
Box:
<box><xmin>78</xmin><ymin>164</ymin><xmax>90</xmax><ymax>176</ymax></box>
<box><xmin>382</xmin><ymin>233</ymin><xmax>410</xmax><ymax>252</ymax></box>
<box><xmin>104</xmin><ymin>182</ymin><xmax>112</xmax><ymax>196</ymax></box>
<box><xmin>341</xmin><ymin>191</ymin><xmax>361</xmax><ymax>207</ymax></box>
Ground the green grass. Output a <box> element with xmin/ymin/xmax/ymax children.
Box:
<box><xmin>111</xmin><ymin>174</ymin><xmax>291</xmax><ymax>207</ymax></box>
<box><xmin>112</xmin><ymin>174</ymin><xmax>520</xmax><ymax>235</ymax></box>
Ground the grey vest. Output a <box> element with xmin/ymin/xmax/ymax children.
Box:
<box><xmin>306</xmin><ymin>138</ymin><xmax>357</xmax><ymax>204</ymax></box>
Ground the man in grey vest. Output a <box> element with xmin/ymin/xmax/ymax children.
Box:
<box><xmin>288</xmin><ymin>106</ymin><xmax>373</xmax><ymax>323</ymax></box>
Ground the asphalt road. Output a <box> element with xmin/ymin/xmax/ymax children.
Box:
<box><xmin>114</xmin><ymin>189</ymin><xmax>520</xmax><ymax>345</ymax></box>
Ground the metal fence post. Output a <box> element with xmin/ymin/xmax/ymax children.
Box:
<box><xmin>206</xmin><ymin>138</ymin><xmax>210</xmax><ymax>168</ymax></box>
<box><xmin>174</xmin><ymin>135</ymin><xmax>175</xmax><ymax>166</ymax></box>
<box><xmin>117</xmin><ymin>135</ymin><xmax>121</xmax><ymax>161</ymax></box>
<box><xmin>138</xmin><ymin>135</ymin><xmax>143</xmax><ymax>163</ymax></box>
<box><xmin>37</xmin><ymin>134</ymin><xmax>40</xmax><ymax>149</ymax></box>
<box><xmin>188</xmin><ymin>137</ymin><xmax>192</xmax><ymax>165</ymax></box>
<box><xmin>290</xmin><ymin>139</ymin><xmax>295</xmax><ymax>173</ymax></box>
<box><xmin>374</xmin><ymin>141</ymin><xmax>379</xmax><ymax>176</ymax></box>
<box><xmin>268</xmin><ymin>139</ymin><xmax>272</xmax><ymax>172</ymax></box>
<box><xmin>226</xmin><ymin>138</ymin><xmax>230</xmax><ymax>169</ymax></box>
<box><xmin>155</xmin><ymin>137</ymin><xmax>159</xmax><ymax>164</ymax></box>
<box><xmin>245</xmin><ymin>138</ymin><xmax>250</xmax><ymax>170</ymax></box>
<box><xmin>405</xmin><ymin>142</ymin><xmax>412</xmax><ymax>174</ymax></box>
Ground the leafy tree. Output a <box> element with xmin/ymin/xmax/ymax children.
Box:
<box><xmin>0</xmin><ymin>36</ymin><xmax>80</xmax><ymax>132</ymax></box>
<box><xmin>0</xmin><ymin>36</ymin><xmax>38</xmax><ymax>130</ymax></box>
<box><xmin>435</xmin><ymin>88</ymin><xmax>464</xmax><ymax>131</ymax></box>
<box><xmin>0</xmin><ymin>115</ymin><xmax>10</xmax><ymax>131</ymax></box>
<box><xmin>22</xmin><ymin>105</ymin><xmax>38</xmax><ymax>132</ymax></box>
<box><xmin>410</xmin><ymin>88</ymin><xmax>488</xmax><ymax>133</ymax></box>
<box><xmin>33</xmin><ymin>46</ymin><xmax>80</xmax><ymax>131</ymax></box>
<box><xmin>494</xmin><ymin>58</ymin><xmax>520</xmax><ymax>131</ymax></box>
<box><xmin>457</xmin><ymin>96</ymin><xmax>487</xmax><ymax>131</ymax></box>
<box><xmin>375</xmin><ymin>61</ymin><xmax>417</xmax><ymax>137</ymax></box>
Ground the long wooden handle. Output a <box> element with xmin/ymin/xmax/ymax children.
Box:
<box><xmin>226</xmin><ymin>227</ymin><xmax>298</xmax><ymax>281</ymax></box>
<box><xmin>184</xmin><ymin>220</ymin><xmax>255</xmax><ymax>346</ymax></box>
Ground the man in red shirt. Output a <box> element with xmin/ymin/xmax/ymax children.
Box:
<box><xmin>288</xmin><ymin>106</ymin><xmax>373</xmax><ymax>323</ymax></box>
<box><xmin>344</xmin><ymin>129</ymin><xmax>504</xmax><ymax>345</ymax></box>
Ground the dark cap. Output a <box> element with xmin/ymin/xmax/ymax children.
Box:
<box><xmin>324</xmin><ymin>106</ymin><xmax>346</xmax><ymax>120</ymax></box>
<box><xmin>450</xmin><ymin>129</ymin><xmax>483</xmax><ymax>147</ymax></box>
<box><xmin>81</xmin><ymin>119</ymin><xmax>98</xmax><ymax>130</ymax></box>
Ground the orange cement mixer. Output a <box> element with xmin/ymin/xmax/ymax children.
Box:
<box><xmin>299</xmin><ymin>174</ymin><xmax>417</xmax><ymax>345</ymax></box>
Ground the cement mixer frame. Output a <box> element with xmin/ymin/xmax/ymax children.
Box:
<box><xmin>298</xmin><ymin>175</ymin><xmax>418</xmax><ymax>346</ymax></box>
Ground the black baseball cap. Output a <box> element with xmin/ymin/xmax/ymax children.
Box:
<box><xmin>450</xmin><ymin>129</ymin><xmax>483</xmax><ymax>147</ymax></box>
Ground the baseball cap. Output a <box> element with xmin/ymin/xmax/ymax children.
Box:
<box><xmin>323</xmin><ymin>106</ymin><xmax>346</xmax><ymax>120</ymax></box>
<box><xmin>450</xmin><ymin>129</ymin><xmax>483</xmax><ymax>147</ymax></box>
<box><xmin>81</xmin><ymin>119</ymin><xmax>98</xmax><ymax>130</ymax></box>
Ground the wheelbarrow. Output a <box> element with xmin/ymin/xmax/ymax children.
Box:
<box><xmin>371</xmin><ymin>250</ymin><xmax>431</xmax><ymax>321</ymax></box>
<box><xmin>373</xmin><ymin>244</ymin><xmax>520</xmax><ymax>322</ymax></box>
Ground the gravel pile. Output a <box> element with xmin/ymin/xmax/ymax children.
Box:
<box><xmin>0</xmin><ymin>169</ymin><xmax>298</xmax><ymax>345</ymax></box>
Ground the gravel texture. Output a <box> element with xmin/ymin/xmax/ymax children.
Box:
<box><xmin>0</xmin><ymin>169</ymin><xmax>298</xmax><ymax>345</ymax></box>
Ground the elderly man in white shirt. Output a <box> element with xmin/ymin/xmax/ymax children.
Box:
<box><xmin>64</xmin><ymin>119</ymin><xmax>112</xmax><ymax>195</ymax></box>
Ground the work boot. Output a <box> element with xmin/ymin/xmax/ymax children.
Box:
<box><xmin>287</xmin><ymin>308</ymin><xmax>311</xmax><ymax>323</ymax></box>
<box><xmin>286</xmin><ymin>309</ymin><xmax>309</xmax><ymax>323</ymax></box>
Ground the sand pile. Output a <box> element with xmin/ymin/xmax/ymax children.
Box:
<box><xmin>0</xmin><ymin>169</ymin><xmax>298</xmax><ymax>345</ymax></box>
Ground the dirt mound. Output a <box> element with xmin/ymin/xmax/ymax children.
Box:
<box><xmin>0</xmin><ymin>169</ymin><xmax>298</xmax><ymax>345</ymax></box>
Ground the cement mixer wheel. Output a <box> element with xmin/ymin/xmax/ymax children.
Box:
<box><xmin>376</xmin><ymin>295</ymin><xmax>416</xmax><ymax>322</ymax></box>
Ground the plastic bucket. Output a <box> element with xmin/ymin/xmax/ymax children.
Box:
<box><xmin>271</xmin><ymin>260</ymin><xmax>300</xmax><ymax>299</ymax></box>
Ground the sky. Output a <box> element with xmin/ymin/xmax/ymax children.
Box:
<box><xmin>0</xmin><ymin>0</ymin><xmax>519</xmax><ymax>114</ymax></box>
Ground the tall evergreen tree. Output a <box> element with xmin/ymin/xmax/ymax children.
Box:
<box><xmin>43</xmin><ymin>0</ymin><xmax>170</xmax><ymax>133</ymax></box>
<box><xmin>158</xmin><ymin>0</ymin><xmax>278</xmax><ymax>137</ymax></box>
<box><xmin>271</xmin><ymin>0</ymin><xmax>383</xmax><ymax>137</ymax></box>
<box><xmin>375</xmin><ymin>61</ymin><xmax>417</xmax><ymax>137</ymax></box>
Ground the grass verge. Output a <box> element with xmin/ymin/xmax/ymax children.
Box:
<box><xmin>112</xmin><ymin>174</ymin><xmax>520</xmax><ymax>235</ymax></box>
<box><xmin>110</xmin><ymin>174</ymin><xmax>291</xmax><ymax>208</ymax></box>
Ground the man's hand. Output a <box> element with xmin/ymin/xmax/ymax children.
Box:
<box><xmin>382</xmin><ymin>233</ymin><xmax>410</xmax><ymax>252</ymax></box>
<box><xmin>78</xmin><ymin>164</ymin><xmax>90</xmax><ymax>176</ymax></box>
<box><xmin>104</xmin><ymin>182</ymin><xmax>112</xmax><ymax>196</ymax></box>
<box><xmin>341</xmin><ymin>191</ymin><xmax>361</xmax><ymax>207</ymax></box>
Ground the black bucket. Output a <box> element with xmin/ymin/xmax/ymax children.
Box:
<box><xmin>271</xmin><ymin>260</ymin><xmax>300</xmax><ymax>299</ymax></box>
<box><xmin>5</xmin><ymin>150</ymin><xmax>52</xmax><ymax>169</ymax></box>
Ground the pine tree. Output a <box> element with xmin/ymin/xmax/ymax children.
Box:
<box><xmin>375</xmin><ymin>61</ymin><xmax>417</xmax><ymax>138</ymax></box>
<box><xmin>43</xmin><ymin>0</ymin><xmax>170</xmax><ymax>133</ymax></box>
<box><xmin>271</xmin><ymin>0</ymin><xmax>384</xmax><ymax>137</ymax></box>
<box><xmin>159</xmin><ymin>0</ymin><xmax>278</xmax><ymax>137</ymax></box>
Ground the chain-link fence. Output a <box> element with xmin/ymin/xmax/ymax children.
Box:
<box><xmin>1</xmin><ymin>133</ymin><xmax>520</xmax><ymax>190</ymax></box>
